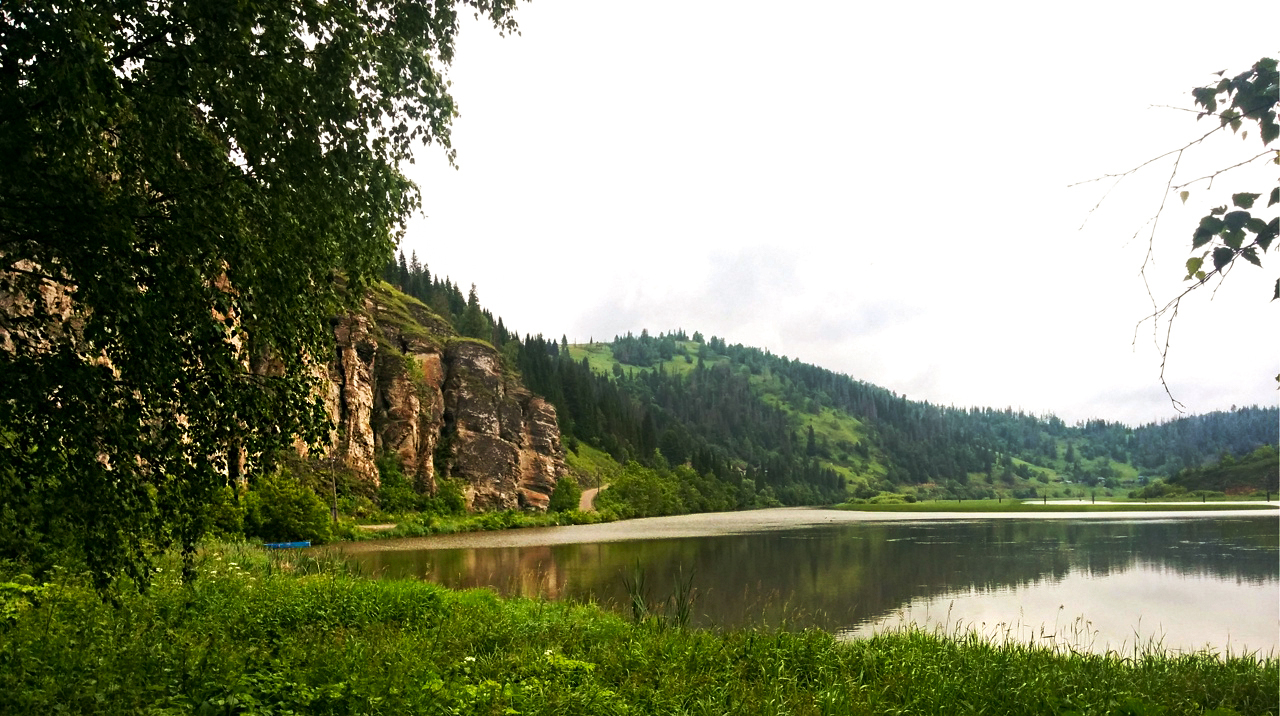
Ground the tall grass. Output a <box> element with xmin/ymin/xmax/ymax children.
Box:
<box><xmin>620</xmin><ymin>563</ymin><xmax>698</xmax><ymax>629</ymax></box>
<box><xmin>0</xmin><ymin>545</ymin><xmax>1275</xmax><ymax>715</ymax></box>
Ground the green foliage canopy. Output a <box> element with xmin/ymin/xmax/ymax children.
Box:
<box><xmin>0</xmin><ymin>0</ymin><xmax>518</xmax><ymax>588</ymax></box>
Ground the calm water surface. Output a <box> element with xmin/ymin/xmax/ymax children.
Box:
<box><xmin>328</xmin><ymin>509</ymin><xmax>1278</xmax><ymax>655</ymax></box>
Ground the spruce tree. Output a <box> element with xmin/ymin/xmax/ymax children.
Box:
<box><xmin>397</xmin><ymin>250</ymin><xmax>410</xmax><ymax>290</ymax></box>
<box><xmin>459</xmin><ymin>284</ymin><xmax>491</xmax><ymax>340</ymax></box>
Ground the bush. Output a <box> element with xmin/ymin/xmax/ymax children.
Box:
<box><xmin>244</xmin><ymin>470</ymin><xmax>334</xmax><ymax>544</ymax></box>
<box><xmin>548</xmin><ymin>475</ymin><xmax>582</xmax><ymax>513</ymax></box>
<box><xmin>868</xmin><ymin>492</ymin><xmax>907</xmax><ymax>505</ymax></box>
<box><xmin>376</xmin><ymin>454</ymin><xmax>423</xmax><ymax>514</ymax></box>
<box><xmin>420</xmin><ymin>477</ymin><xmax>467</xmax><ymax>516</ymax></box>
<box><xmin>1129</xmin><ymin>478</ymin><xmax>1188</xmax><ymax>500</ymax></box>
<box><xmin>338</xmin><ymin>495</ymin><xmax>379</xmax><ymax>520</ymax></box>
<box><xmin>204</xmin><ymin>485</ymin><xmax>245</xmax><ymax>538</ymax></box>
<box><xmin>595</xmin><ymin>462</ymin><xmax>685</xmax><ymax>518</ymax></box>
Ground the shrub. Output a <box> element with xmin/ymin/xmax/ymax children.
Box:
<box><xmin>1129</xmin><ymin>478</ymin><xmax>1188</xmax><ymax>499</ymax></box>
<box><xmin>204</xmin><ymin>485</ymin><xmax>245</xmax><ymax>538</ymax></box>
<box><xmin>868</xmin><ymin>492</ymin><xmax>907</xmax><ymax>505</ymax></box>
<box><xmin>244</xmin><ymin>470</ymin><xmax>334</xmax><ymax>544</ymax></box>
<box><xmin>548</xmin><ymin>474</ymin><xmax>582</xmax><ymax>513</ymax></box>
<box><xmin>596</xmin><ymin>462</ymin><xmax>685</xmax><ymax>518</ymax></box>
<box><xmin>376</xmin><ymin>454</ymin><xmax>423</xmax><ymax>514</ymax></box>
<box><xmin>419</xmin><ymin>477</ymin><xmax>467</xmax><ymax>516</ymax></box>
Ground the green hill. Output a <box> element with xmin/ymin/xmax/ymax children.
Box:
<box><xmin>381</xmin><ymin>258</ymin><xmax>1279</xmax><ymax>509</ymax></box>
<box><xmin>1167</xmin><ymin>445</ymin><xmax>1280</xmax><ymax>494</ymax></box>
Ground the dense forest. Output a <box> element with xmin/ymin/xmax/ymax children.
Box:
<box><xmin>385</xmin><ymin>252</ymin><xmax>1278</xmax><ymax>504</ymax></box>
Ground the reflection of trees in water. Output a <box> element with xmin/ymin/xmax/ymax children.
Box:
<box><xmin>349</xmin><ymin>518</ymin><xmax>1278</xmax><ymax>631</ymax></box>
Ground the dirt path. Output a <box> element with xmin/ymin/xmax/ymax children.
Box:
<box><xmin>579</xmin><ymin>484</ymin><xmax>607</xmax><ymax>511</ymax></box>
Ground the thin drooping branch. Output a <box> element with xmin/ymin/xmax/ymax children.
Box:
<box><xmin>1171</xmin><ymin>149</ymin><xmax>1275</xmax><ymax>191</ymax></box>
<box><xmin>1070</xmin><ymin>125</ymin><xmax>1222</xmax><ymax>232</ymax></box>
<box><xmin>1134</xmin><ymin>146</ymin><xmax>1185</xmax><ymax>358</ymax></box>
<box><xmin>1156</xmin><ymin>298</ymin><xmax>1184</xmax><ymax>412</ymax></box>
<box><xmin>1131</xmin><ymin>247</ymin><xmax>1248</xmax><ymax>413</ymax></box>
<box><xmin>1067</xmin><ymin>125</ymin><xmax>1222</xmax><ymax>189</ymax></box>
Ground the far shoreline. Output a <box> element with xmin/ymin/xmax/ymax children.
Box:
<box><xmin>321</xmin><ymin>504</ymin><xmax>1278</xmax><ymax>554</ymax></box>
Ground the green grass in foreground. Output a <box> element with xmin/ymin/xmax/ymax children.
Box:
<box><xmin>1</xmin><ymin>545</ymin><xmax>1275</xmax><ymax>715</ymax></box>
<box><xmin>836</xmin><ymin>499</ymin><xmax>1279</xmax><ymax>513</ymax></box>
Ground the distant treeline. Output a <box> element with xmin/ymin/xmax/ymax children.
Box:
<box><xmin>384</xmin><ymin>254</ymin><xmax>1278</xmax><ymax>498</ymax></box>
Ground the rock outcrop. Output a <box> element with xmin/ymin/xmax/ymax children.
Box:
<box><xmin>320</xmin><ymin>287</ymin><xmax>566</xmax><ymax>511</ymax></box>
<box><xmin>443</xmin><ymin>340</ymin><xmax>566</xmax><ymax>511</ymax></box>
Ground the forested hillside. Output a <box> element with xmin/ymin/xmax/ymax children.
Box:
<box><xmin>384</xmin><ymin>255</ymin><xmax>1278</xmax><ymax>504</ymax></box>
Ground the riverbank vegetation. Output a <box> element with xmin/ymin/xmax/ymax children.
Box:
<box><xmin>205</xmin><ymin>440</ymin><xmax>1277</xmax><ymax>548</ymax></box>
<box><xmin>1135</xmin><ymin>445</ymin><xmax>1280</xmax><ymax>499</ymax></box>
<box><xmin>2</xmin><ymin>546</ymin><xmax>1275</xmax><ymax>716</ymax></box>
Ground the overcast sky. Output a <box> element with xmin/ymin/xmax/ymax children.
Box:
<box><xmin>398</xmin><ymin>0</ymin><xmax>1278</xmax><ymax>427</ymax></box>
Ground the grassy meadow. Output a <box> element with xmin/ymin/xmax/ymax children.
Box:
<box><xmin>1</xmin><ymin>544</ymin><xmax>1276</xmax><ymax>716</ymax></box>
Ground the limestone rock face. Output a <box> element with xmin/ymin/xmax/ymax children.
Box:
<box><xmin>330</xmin><ymin>310</ymin><xmax>379</xmax><ymax>483</ymax></box>
<box><xmin>517</xmin><ymin>396</ymin><xmax>565</xmax><ymax>511</ymax></box>
<box><xmin>372</xmin><ymin>346</ymin><xmax>445</xmax><ymax>494</ymax></box>
<box><xmin>318</xmin><ymin>288</ymin><xmax>566</xmax><ymax>511</ymax></box>
<box><xmin>442</xmin><ymin>341</ymin><xmax>567</xmax><ymax>511</ymax></box>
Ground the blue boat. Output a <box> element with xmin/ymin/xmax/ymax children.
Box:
<box><xmin>262</xmin><ymin>541</ymin><xmax>311</xmax><ymax>549</ymax></box>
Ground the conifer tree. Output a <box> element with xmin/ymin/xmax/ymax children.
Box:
<box><xmin>459</xmin><ymin>284</ymin><xmax>491</xmax><ymax>340</ymax></box>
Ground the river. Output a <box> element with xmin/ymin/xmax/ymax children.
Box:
<box><xmin>323</xmin><ymin>507</ymin><xmax>1279</xmax><ymax>656</ymax></box>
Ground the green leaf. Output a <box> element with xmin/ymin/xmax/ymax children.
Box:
<box><xmin>1222</xmin><ymin>228</ymin><xmax>1246</xmax><ymax>249</ymax></box>
<box><xmin>1178</xmin><ymin>190</ymin><xmax>1189</xmax><ymax>204</ymax></box>
<box><xmin>1232</xmin><ymin>192</ymin><xmax>1260</xmax><ymax>209</ymax></box>
<box><xmin>1191</xmin><ymin>87</ymin><xmax>1217</xmax><ymax>113</ymax></box>
<box><xmin>1195</xmin><ymin>270</ymin><xmax>1207</xmax><ymax>282</ymax></box>
<box><xmin>1268</xmin><ymin>187</ymin><xmax>1279</xmax><ymax>207</ymax></box>
<box><xmin>1198</xmin><ymin>215</ymin><xmax>1225</xmax><ymax>233</ymax></box>
<box><xmin>1192</xmin><ymin>227</ymin><xmax>1214</xmax><ymax>248</ymax></box>
<box><xmin>1240</xmin><ymin>247</ymin><xmax>1261</xmax><ymax>266</ymax></box>
<box><xmin>1212</xmin><ymin>246</ymin><xmax>1235</xmax><ymax>270</ymax></box>
<box><xmin>1222</xmin><ymin>211</ymin><xmax>1250</xmax><ymax>231</ymax></box>
<box><xmin>1261</xmin><ymin>117</ymin><xmax>1279</xmax><ymax>145</ymax></box>
<box><xmin>1209</xmin><ymin>205</ymin><xmax>1227</xmax><ymax>216</ymax></box>
<box><xmin>1274</xmin><ymin>278</ymin><xmax>1279</xmax><ymax>301</ymax></box>
<box><xmin>1258</xmin><ymin>217</ymin><xmax>1279</xmax><ymax>252</ymax></box>
<box><xmin>1184</xmin><ymin>256</ymin><xmax>1203</xmax><ymax>277</ymax></box>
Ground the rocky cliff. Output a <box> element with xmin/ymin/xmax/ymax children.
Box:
<box><xmin>320</xmin><ymin>284</ymin><xmax>566</xmax><ymax>512</ymax></box>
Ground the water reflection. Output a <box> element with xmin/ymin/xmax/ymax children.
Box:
<box><xmin>340</xmin><ymin>517</ymin><xmax>1279</xmax><ymax>653</ymax></box>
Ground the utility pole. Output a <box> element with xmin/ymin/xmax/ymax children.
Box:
<box><xmin>330</xmin><ymin>456</ymin><xmax>339</xmax><ymax>523</ymax></box>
